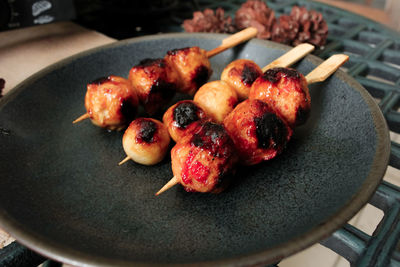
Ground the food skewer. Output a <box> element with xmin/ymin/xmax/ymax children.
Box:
<box><xmin>156</xmin><ymin>176</ymin><xmax>178</xmax><ymax>196</ymax></box>
<box><xmin>206</xmin><ymin>27</ymin><xmax>258</xmax><ymax>58</ymax></box>
<box><xmin>72</xmin><ymin>76</ymin><xmax>140</xmax><ymax>130</ymax></box>
<box><xmin>249</xmin><ymin>54</ymin><xmax>349</xmax><ymax>126</ymax></box>
<box><xmin>119</xmin><ymin>118</ymin><xmax>170</xmax><ymax>166</ymax></box>
<box><xmin>155</xmin><ymin>54</ymin><xmax>349</xmax><ymax>196</ymax></box>
<box><xmin>73</xmin><ymin>27</ymin><xmax>258</xmax><ymax>125</ymax></box>
<box><xmin>157</xmin><ymin>121</ymin><xmax>238</xmax><ymax>195</ymax></box>
<box><xmin>193</xmin><ymin>43</ymin><xmax>315</xmax><ymax>123</ymax></box>
<box><xmin>261</xmin><ymin>43</ymin><xmax>315</xmax><ymax>72</ymax></box>
<box><xmin>305</xmin><ymin>54</ymin><xmax>349</xmax><ymax>84</ymax></box>
<box><xmin>220</xmin><ymin>43</ymin><xmax>314</xmax><ymax>101</ymax></box>
<box><xmin>127</xmin><ymin>46</ymin><xmax>318</xmax><ymax>166</ymax></box>
<box><xmin>72</xmin><ymin>113</ymin><xmax>90</xmax><ymax>124</ymax></box>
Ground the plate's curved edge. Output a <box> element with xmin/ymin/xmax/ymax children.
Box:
<box><xmin>202</xmin><ymin>61</ymin><xmax>392</xmax><ymax>267</ymax></box>
<box><xmin>0</xmin><ymin>33</ymin><xmax>391</xmax><ymax>267</ymax></box>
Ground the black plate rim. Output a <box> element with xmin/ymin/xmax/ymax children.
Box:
<box><xmin>0</xmin><ymin>32</ymin><xmax>391</xmax><ymax>266</ymax></box>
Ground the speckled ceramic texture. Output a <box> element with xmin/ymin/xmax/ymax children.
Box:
<box><xmin>0</xmin><ymin>33</ymin><xmax>390</xmax><ymax>266</ymax></box>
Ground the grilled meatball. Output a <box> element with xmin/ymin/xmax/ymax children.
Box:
<box><xmin>223</xmin><ymin>99</ymin><xmax>292</xmax><ymax>166</ymax></box>
<box><xmin>249</xmin><ymin>67</ymin><xmax>311</xmax><ymax>127</ymax></box>
<box><xmin>171</xmin><ymin>121</ymin><xmax>238</xmax><ymax>193</ymax></box>
<box><xmin>129</xmin><ymin>58</ymin><xmax>178</xmax><ymax>115</ymax></box>
<box><xmin>122</xmin><ymin>118</ymin><xmax>170</xmax><ymax>165</ymax></box>
<box><xmin>84</xmin><ymin>75</ymin><xmax>139</xmax><ymax>130</ymax></box>
<box><xmin>164</xmin><ymin>46</ymin><xmax>212</xmax><ymax>95</ymax></box>
<box><xmin>163</xmin><ymin>100</ymin><xmax>209</xmax><ymax>143</ymax></box>
<box><xmin>193</xmin><ymin>80</ymin><xmax>238</xmax><ymax>123</ymax></box>
<box><xmin>221</xmin><ymin>59</ymin><xmax>263</xmax><ymax>100</ymax></box>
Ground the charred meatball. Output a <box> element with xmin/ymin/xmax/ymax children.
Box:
<box><xmin>129</xmin><ymin>58</ymin><xmax>178</xmax><ymax>115</ymax></box>
<box><xmin>164</xmin><ymin>46</ymin><xmax>212</xmax><ymax>95</ymax></box>
<box><xmin>223</xmin><ymin>99</ymin><xmax>292</xmax><ymax>166</ymax></box>
<box><xmin>171</xmin><ymin>121</ymin><xmax>238</xmax><ymax>193</ymax></box>
<box><xmin>221</xmin><ymin>59</ymin><xmax>263</xmax><ymax>100</ymax></box>
<box><xmin>193</xmin><ymin>80</ymin><xmax>238</xmax><ymax>123</ymax></box>
<box><xmin>249</xmin><ymin>67</ymin><xmax>311</xmax><ymax>127</ymax></box>
<box><xmin>122</xmin><ymin>118</ymin><xmax>170</xmax><ymax>165</ymax></box>
<box><xmin>84</xmin><ymin>75</ymin><xmax>139</xmax><ymax>130</ymax></box>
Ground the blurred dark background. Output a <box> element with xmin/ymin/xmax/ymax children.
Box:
<box><xmin>0</xmin><ymin>0</ymin><xmax>199</xmax><ymax>39</ymax></box>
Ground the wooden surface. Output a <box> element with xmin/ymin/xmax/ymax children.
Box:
<box><xmin>0</xmin><ymin>21</ymin><xmax>115</xmax><ymax>95</ymax></box>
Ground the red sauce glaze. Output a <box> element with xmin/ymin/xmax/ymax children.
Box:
<box><xmin>189</xmin><ymin>122</ymin><xmax>235</xmax><ymax>158</ymax></box>
<box><xmin>181</xmin><ymin>150</ymin><xmax>195</xmax><ymax>184</ymax></box>
<box><xmin>249</xmin><ymin>67</ymin><xmax>310</xmax><ymax>127</ymax></box>
<box><xmin>176</xmin><ymin>121</ymin><xmax>238</xmax><ymax>192</ymax></box>
<box><xmin>227</xmin><ymin>96</ymin><xmax>238</xmax><ymax>108</ymax></box>
<box><xmin>223</xmin><ymin>99</ymin><xmax>292</xmax><ymax>165</ymax></box>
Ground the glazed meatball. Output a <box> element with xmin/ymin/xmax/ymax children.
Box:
<box><xmin>220</xmin><ymin>59</ymin><xmax>263</xmax><ymax>100</ymax></box>
<box><xmin>129</xmin><ymin>58</ymin><xmax>179</xmax><ymax>115</ymax></box>
<box><xmin>171</xmin><ymin>121</ymin><xmax>238</xmax><ymax>193</ymax></box>
<box><xmin>122</xmin><ymin>118</ymin><xmax>170</xmax><ymax>165</ymax></box>
<box><xmin>249</xmin><ymin>67</ymin><xmax>311</xmax><ymax>127</ymax></box>
<box><xmin>193</xmin><ymin>80</ymin><xmax>238</xmax><ymax>123</ymax></box>
<box><xmin>223</xmin><ymin>99</ymin><xmax>292</xmax><ymax>166</ymax></box>
<box><xmin>164</xmin><ymin>46</ymin><xmax>212</xmax><ymax>95</ymax></box>
<box><xmin>84</xmin><ymin>75</ymin><xmax>139</xmax><ymax>130</ymax></box>
<box><xmin>163</xmin><ymin>100</ymin><xmax>209</xmax><ymax>143</ymax></box>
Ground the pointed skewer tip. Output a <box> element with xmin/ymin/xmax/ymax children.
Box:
<box><xmin>73</xmin><ymin>113</ymin><xmax>90</xmax><ymax>124</ymax></box>
<box><xmin>118</xmin><ymin>156</ymin><xmax>131</xmax><ymax>166</ymax></box>
<box><xmin>155</xmin><ymin>176</ymin><xmax>178</xmax><ymax>196</ymax></box>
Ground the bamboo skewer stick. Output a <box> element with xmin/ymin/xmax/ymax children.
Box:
<box><xmin>73</xmin><ymin>28</ymin><xmax>259</xmax><ymax>124</ymax></box>
<box><xmin>305</xmin><ymin>54</ymin><xmax>349</xmax><ymax>84</ymax></box>
<box><xmin>118</xmin><ymin>156</ymin><xmax>131</xmax><ymax>165</ymax></box>
<box><xmin>155</xmin><ymin>54</ymin><xmax>349</xmax><ymax>196</ymax></box>
<box><xmin>206</xmin><ymin>27</ymin><xmax>258</xmax><ymax>58</ymax></box>
<box><xmin>261</xmin><ymin>43</ymin><xmax>315</xmax><ymax>72</ymax></box>
<box><xmin>155</xmin><ymin>176</ymin><xmax>178</xmax><ymax>196</ymax></box>
<box><xmin>72</xmin><ymin>113</ymin><xmax>90</xmax><ymax>124</ymax></box>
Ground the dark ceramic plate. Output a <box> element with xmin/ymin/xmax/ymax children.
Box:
<box><xmin>0</xmin><ymin>33</ymin><xmax>390</xmax><ymax>266</ymax></box>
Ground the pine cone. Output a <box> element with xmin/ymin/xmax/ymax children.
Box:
<box><xmin>235</xmin><ymin>0</ymin><xmax>275</xmax><ymax>39</ymax></box>
<box><xmin>183</xmin><ymin>8</ymin><xmax>236</xmax><ymax>33</ymax></box>
<box><xmin>271</xmin><ymin>15</ymin><xmax>299</xmax><ymax>45</ymax></box>
<box><xmin>290</xmin><ymin>6</ymin><xmax>328</xmax><ymax>47</ymax></box>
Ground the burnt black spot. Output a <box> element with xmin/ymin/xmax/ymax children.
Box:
<box><xmin>192</xmin><ymin>65</ymin><xmax>210</xmax><ymax>88</ymax></box>
<box><xmin>120</xmin><ymin>98</ymin><xmax>137</xmax><ymax>122</ymax></box>
<box><xmin>191</xmin><ymin>134</ymin><xmax>204</xmax><ymax>148</ymax></box>
<box><xmin>90</xmin><ymin>76</ymin><xmax>110</xmax><ymax>85</ymax></box>
<box><xmin>173</xmin><ymin>101</ymin><xmax>199</xmax><ymax>129</ymax></box>
<box><xmin>295</xmin><ymin>106</ymin><xmax>310</xmax><ymax>126</ymax></box>
<box><xmin>149</xmin><ymin>79</ymin><xmax>176</xmax><ymax>101</ymax></box>
<box><xmin>144</xmin><ymin>79</ymin><xmax>177</xmax><ymax>115</ymax></box>
<box><xmin>137</xmin><ymin>119</ymin><xmax>157</xmax><ymax>143</ymax></box>
<box><xmin>166</xmin><ymin>47</ymin><xmax>190</xmax><ymax>56</ymax></box>
<box><xmin>241</xmin><ymin>64</ymin><xmax>261</xmax><ymax>86</ymax></box>
<box><xmin>203</xmin><ymin>122</ymin><xmax>225</xmax><ymax>143</ymax></box>
<box><xmin>263</xmin><ymin>68</ymin><xmax>300</xmax><ymax>84</ymax></box>
<box><xmin>254</xmin><ymin>112</ymin><xmax>288</xmax><ymax>149</ymax></box>
<box><xmin>138</xmin><ymin>58</ymin><xmax>165</xmax><ymax>68</ymax></box>
<box><xmin>190</xmin><ymin>122</ymin><xmax>231</xmax><ymax>157</ymax></box>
